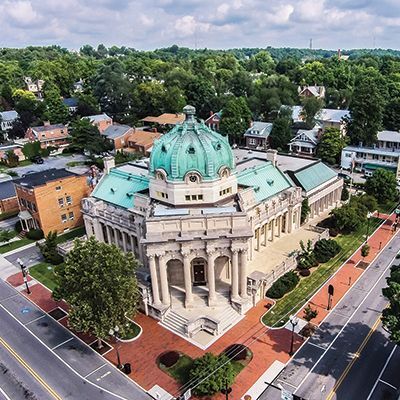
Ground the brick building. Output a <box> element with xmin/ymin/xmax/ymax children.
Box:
<box><xmin>86</xmin><ymin>113</ymin><xmax>113</xmax><ymax>133</ymax></box>
<box><xmin>14</xmin><ymin>169</ymin><xmax>89</xmax><ymax>235</ymax></box>
<box><xmin>25</xmin><ymin>122</ymin><xmax>69</xmax><ymax>149</ymax></box>
<box><xmin>126</xmin><ymin>129</ymin><xmax>162</xmax><ymax>156</ymax></box>
<box><xmin>0</xmin><ymin>180</ymin><xmax>18</xmax><ymax>215</ymax></box>
<box><xmin>102</xmin><ymin>124</ymin><xmax>134</xmax><ymax>152</ymax></box>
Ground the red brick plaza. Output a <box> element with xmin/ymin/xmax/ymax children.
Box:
<box><xmin>7</xmin><ymin>212</ymin><xmax>397</xmax><ymax>399</ymax></box>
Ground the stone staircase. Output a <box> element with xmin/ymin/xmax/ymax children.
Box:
<box><xmin>216</xmin><ymin>305</ymin><xmax>242</xmax><ymax>332</ymax></box>
<box><xmin>161</xmin><ymin>310</ymin><xmax>189</xmax><ymax>336</ymax></box>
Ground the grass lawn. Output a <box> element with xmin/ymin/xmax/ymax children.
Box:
<box><xmin>262</xmin><ymin>217</ymin><xmax>385</xmax><ymax>327</ymax></box>
<box><xmin>165</xmin><ymin>354</ymin><xmax>194</xmax><ymax>384</ymax></box>
<box><xmin>120</xmin><ymin>320</ymin><xmax>141</xmax><ymax>340</ymax></box>
<box><xmin>18</xmin><ymin>160</ymin><xmax>32</xmax><ymax>167</ymax></box>
<box><xmin>56</xmin><ymin>227</ymin><xmax>86</xmax><ymax>244</ymax></box>
<box><xmin>29</xmin><ymin>262</ymin><xmax>59</xmax><ymax>291</ymax></box>
<box><xmin>0</xmin><ymin>238</ymin><xmax>34</xmax><ymax>254</ymax></box>
<box><xmin>66</xmin><ymin>161</ymin><xmax>85</xmax><ymax>167</ymax></box>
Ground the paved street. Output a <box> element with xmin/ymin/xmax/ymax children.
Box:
<box><xmin>0</xmin><ymin>279</ymin><xmax>150</xmax><ymax>400</ymax></box>
<box><xmin>0</xmin><ymin>216</ymin><xmax>19</xmax><ymax>231</ymax></box>
<box><xmin>5</xmin><ymin>245</ymin><xmax>43</xmax><ymax>268</ymax></box>
<box><xmin>258</xmin><ymin>232</ymin><xmax>400</xmax><ymax>400</ymax></box>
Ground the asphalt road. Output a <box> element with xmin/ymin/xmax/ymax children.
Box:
<box><xmin>0</xmin><ymin>216</ymin><xmax>19</xmax><ymax>231</ymax></box>
<box><xmin>5</xmin><ymin>245</ymin><xmax>43</xmax><ymax>268</ymax></box>
<box><xmin>0</xmin><ymin>279</ymin><xmax>151</xmax><ymax>400</ymax></box>
<box><xmin>258</xmin><ymin>232</ymin><xmax>400</xmax><ymax>400</ymax></box>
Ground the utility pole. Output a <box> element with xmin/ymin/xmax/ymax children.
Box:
<box><xmin>309</xmin><ymin>38</ymin><xmax>313</xmax><ymax>50</ymax></box>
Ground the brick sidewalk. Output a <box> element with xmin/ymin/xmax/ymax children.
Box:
<box><xmin>5</xmin><ymin>213</ymin><xmax>397</xmax><ymax>400</ymax></box>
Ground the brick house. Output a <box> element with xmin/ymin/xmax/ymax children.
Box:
<box><xmin>102</xmin><ymin>124</ymin><xmax>134</xmax><ymax>152</ymax></box>
<box><xmin>0</xmin><ymin>179</ymin><xmax>18</xmax><ymax>215</ymax></box>
<box><xmin>86</xmin><ymin>113</ymin><xmax>113</xmax><ymax>133</ymax></box>
<box><xmin>298</xmin><ymin>85</ymin><xmax>326</xmax><ymax>99</ymax></box>
<box><xmin>125</xmin><ymin>129</ymin><xmax>162</xmax><ymax>156</ymax></box>
<box><xmin>205</xmin><ymin>111</ymin><xmax>222</xmax><ymax>132</ymax></box>
<box><xmin>25</xmin><ymin>122</ymin><xmax>69</xmax><ymax>149</ymax></box>
<box><xmin>244</xmin><ymin>121</ymin><xmax>273</xmax><ymax>149</ymax></box>
<box><xmin>0</xmin><ymin>144</ymin><xmax>25</xmax><ymax>163</ymax></box>
<box><xmin>14</xmin><ymin>169</ymin><xmax>89</xmax><ymax>235</ymax></box>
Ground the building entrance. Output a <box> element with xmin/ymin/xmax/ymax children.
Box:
<box><xmin>193</xmin><ymin>260</ymin><xmax>206</xmax><ymax>286</ymax></box>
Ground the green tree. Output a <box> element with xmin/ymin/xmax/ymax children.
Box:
<box><xmin>300</xmin><ymin>97</ymin><xmax>324</xmax><ymax>129</ymax></box>
<box><xmin>317</xmin><ymin>128</ymin><xmax>348</xmax><ymax>165</ymax></box>
<box><xmin>4</xmin><ymin>150</ymin><xmax>19</xmax><ymax>167</ymax></box>
<box><xmin>22</xmin><ymin>141</ymin><xmax>42</xmax><ymax>159</ymax></box>
<box><xmin>69</xmin><ymin>118</ymin><xmax>111</xmax><ymax>155</ymax></box>
<box><xmin>76</xmin><ymin>93</ymin><xmax>100</xmax><ymax>117</ymax></box>
<box><xmin>42</xmin><ymin>85</ymin><xmax>69</xmax><ymax>124</ymax></box>
<box><xmin>361</xmin><ymin>243</ymin><xmax>370</xmax><ymax>258</ymax></box>
<box><xmin>300</xmin><ymin>198</ymin><xmax>310</xmax><ymax>224</ymax></box>
<box><xmin>189</xmin><ymin>353</ymin><xmax>235</xmax><ymax>396</ymax></box>
<box><xmin>39</xmin><ymin>231</ymin><xmax>63</xmax><ymax>265</ymax></box>
<box><xmin>219</xmin><ymin>97</ymin><xmax>252</xmax><ymax>144</ymax></box>
<box><xmin>348</xmin><ymin>71</ymin><xmax>385</xmax><ymax>146</ymax></box>
<box><xmin>382</xmin><ymin>265</ymin><xmax>400</xmax><ymax>344</ymax></box>
<box><xmin>303</xmin><ymin>304</ymin><xmax>318</xmax><ymax>322</ymax></box>
<box><xmin>341</xmin><ymin>186</ymin><xmax>349</xmax><ymax>201</ymax></box>
<box><xmin>383</xmin><ymin>97</ymin><xmax>400</xmax><ymax>131</ymax></box>
<box><xmin>365</xmin><ymin>169</ymin><xmax>398</xmax><ymax>204</ymax></box>
<box><xmin>269</xmin><ymin>108</ymin><xmax>292</xmax><ymax>150</ymax></box>
<box><xmin>330</xmin><ymin>202</ymin><xmax>366</xmax><ymax>233</ymax></box>
<box><xmin>53</xmin><ymin>237</ymin><xmax>140</xmax><ymax>347</ymax></box>
<box><xmin>0</xmin><ymin>229</ymin><xmax>15</xmax><ymax>244</ymax></box>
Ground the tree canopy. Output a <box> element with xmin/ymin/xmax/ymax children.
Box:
<box><xmin>317</xmin><ymin>128</ymin><xmax>348</xmax><ymax>165</ymax></box>
<box><xmin>364</xmin><ymin>169</ymin><xmax>398</xmax><ymax>204</ymax></box>
<box><xmin>382</xmin><ymin>265</ymin><xmax>400</xmax><ymax>345</ymax></box>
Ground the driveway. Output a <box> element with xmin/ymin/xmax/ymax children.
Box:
<box><xmin>11</xmin><ymin>154</ymin><xmax>89</xmax><ymax>177</ymax></box>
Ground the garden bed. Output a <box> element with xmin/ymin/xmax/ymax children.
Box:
<box><xmin>119</xmin><ymin>319</ymin><xmax>142</xmax><ymax>342</ymax></box>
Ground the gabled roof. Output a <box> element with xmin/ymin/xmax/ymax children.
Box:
<box><xmin>0</xmin><ymin>110</ymin><xmax>19</xmax><ymax>122</ymax></box>
<box><xmin>86</xmin><ymin>113</ymin><xmax>112</xmax><ymax>123</ymax></box>
<box><xmin>290</xmin><ymin>129</ymin><xmax>319</xmax><ymax>145</ymax></box>
<box><xmin>32</xmin><ymin>123</ymin><xmax>66</xmax><ymax>133</ymax></box>
<box><xmin>284</xmin><ymin>105</ymin><xmax>350</xmax><ymax>124</ymax></box>
<box><xmin>102</xmin><ymin>124</ymin><xmax>132</xmax><ymax>139</ymax></box>
<box><xmin>127</xmin><ymin>129</ymin><xmax>162</xmax><ymax>147</ymax></box>
<box><xmin>244</xmin><ymin>121</ymin><xmax>273</xmax><ymax>138</ymax></box>
<box><xmin>377</xmin><ymin>130</ymin><xmax>400</xmax><ymax>143</ymax></box>
<box><xmin>141</xmin><ymin>113</ymin><xmax>185</xmax><ymax>125</ymax></box>
<box><xmin>288</xmin><ymin>162</ymin><xmax>337</xmax><ymax>193</ymax></box>
<box><xmin>14</xmin><ymin>169</ymin><xmax>77</xmax><ymax>189</ymax></box>
<box><xmin>91</xmin><ymin>168</ymin><xmax>149</xmax><ymax>209</ymax></box>
<box><xmin>0</xmin><ymin>180</ymin><xmax>16</xmax><ymax>200</ymax></box>
<box><xmin>299</xmin><ymin>86</ymin><xmax>325</xmax><ymax>97</ymax></box>
<box><xmin>237</xmin><ymin>162</ymin><xmax>293</xmax><ymax>203</ymax></box>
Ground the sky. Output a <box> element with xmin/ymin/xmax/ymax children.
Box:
<box><xmin>0</xmin><ymin>0</ymin><xmax>399</xmax><ymax>50</ymax></box>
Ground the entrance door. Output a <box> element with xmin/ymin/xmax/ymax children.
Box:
<box><xmin>193</xmin><ymin>261</ymin><xmax>206</xmax><ymax>286</ymax></box>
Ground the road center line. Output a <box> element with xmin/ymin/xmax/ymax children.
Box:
<box><xmin>51</xmin><ymin>337</ymin><xmax>73</xmax><ymax>350</ymax></box>
<box><xmin>366</xmin><ymin>345</ymin><xmax>398</xmax><ymax>400</ymax></box>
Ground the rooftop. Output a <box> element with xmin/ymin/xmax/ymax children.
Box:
<box><xmin>142</xmin><ymin>113</ymin><xmax>185</xmax><ymax>126</ymax></box>
<box><xmin>102</xmin><ymin>124</ymin><xmax>132</xmax><ymax>139</ymax></box>
<box><xmin>377</xmin><ymin>130</ymin><xmax>400</xmax><ymax>143</ymax></box>
<box><xmin>0</xmin><ymin>110</ymin><xmax>19</xmax><ymax>121</ymax></box>
<box><xmin>244</xmin><ymin>121</ymin><xmax>273</xmax><ymax>137</ymax></box>
<box><xmin>32</xmin><ymin>123</ymin><xmax>67</xmax><ymax>133</ymax></box>
<box><xmin>343</xmin><ymin>145</ymin><xmax>400</xmax><ymax>157</ymax></box>
<box><xmin>286</xmin><ymin>105</ymin><xmax>350</xmax><ymax>123</ymax></box>
<box><xmin>86</xmin><ymin>113</ymin><xmax>112</xmax><ymax>123</ymax></box>
<box><xmin>14</xmin><ymin>169</ymin><xmax>78</xmax><ymax>189</ymax></box>
<box><xmin>0</xmin><ymin>180</ymin><xmax>16</xmax><ymax>200</ymax></box>
<box><xmin>127</xmin><ymin>129</ymin><xmax>162</xmax><ymax>147</ymax></box>
<box><xmin>62</xmin><ymin>98</ymin><xmax>78</xmax><ymax>107</ymax></box>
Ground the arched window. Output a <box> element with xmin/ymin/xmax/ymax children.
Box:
<box><xmin>188</xmin><ymin>146</ymin><xmax>195</xmax><ymax>154</ymax></box>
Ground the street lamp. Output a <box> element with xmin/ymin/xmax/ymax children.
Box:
<box><xmin>365</xmin><ymin>212</ymin><xmax>372</xmax><ymax>242</ymax></box>
<box><xmin>289</xmin><ymin>315</ymin><xmax>299</xmax><ymax>356</ymax></box>
<box><xmin>17</xmin><ymin>258</ymin><xmax>30</xmax><ymax>295</ymax></box>
<box><xmin>109</xmin><ymin>326</ymin><xmax>123</xmax><ymax>369</ymax></box>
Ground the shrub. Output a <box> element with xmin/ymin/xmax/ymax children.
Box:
<box><xmin>313</xmin><ymin>239</ymin><xmax>341</xmax><ymax>263</ymax></box>
<box><xmin>396</xmin><ymin>254</ymin><xmax>400</xmax><ymax>259</ymax></box>
<box><xmin>40</xmin><ymin>231</ymin><xmax>64</xmax><ymax>265</ymax></box>
<box><xmin>329</xmin><ymin>227</ymin><xmax>339</xmax><ymax>237</ymax></box>
<box><xmin>341</xmin><ymin>186</ymin><xmax>349</xmax><ymax>201</ymax></box>
<box><xmin>303</xmin><ymin>304</ymin><xmax>318</xmax><ymax>322</ymax></box>
<box><xmin>15</xmin><ymin>221</ymin><xmax>22</xmax><ymax>233</ymax></box>
<box><xmin>299</xmin><ymin>269</ymin><xmax>311</xmax><ymax>277</ymax></box>
<box><xmin>223</xmin><ymin>344</ymin><xmax>248</xmax><ymax>361</ymax></box>
<box><xmin>159</xmin><ymin>351</ymin><xmax>180</xmax><ymax>368</ymax></box>
<box><xmin>0</xmin><ymin>210</ymin><xmax>19</xmax><ymax>221</ymax></box>
<box><xmin>26</xmin><ymin>229</ymin><xmax>44</xmax><ymax>240</ymax></box>
<box><xmin>297</xmin><ymin>240</ymin><xmax>318</xmax><ymax>270</ymax></box>
<box><xmin>361</xmin><ymin>243</ymin><xmax>370</xmax><ymax>258</ymax></box>
<box><xmin>266</xmin><ymin>271</ymin><xmax>300</xmax><ymax>299</ymax></box>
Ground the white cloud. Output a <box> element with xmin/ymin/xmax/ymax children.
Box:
<box><xmin>5</xmin><ymin>0</ymin><xmax>38</xmax><ymax>25</ymax></box>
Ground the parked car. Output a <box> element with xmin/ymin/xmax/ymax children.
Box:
<box><xmin>30</xmin><ymin>155</ymin><xmax>44</xmax><ymax>164</ymax></box>
<box><xmin>338</xmin><ymin>172</ymin><xmax>351</xmax><ymax>184</ymax></box>
<box><xmin>364</xmin><ymin>170</ymin><xmax>373</xmax><ymax>178</ymax></box>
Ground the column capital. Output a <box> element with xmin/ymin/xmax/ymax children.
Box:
<box><xmin>206</xmin><ymin>248</ymin><xmax>216</xmax><ymax>256</ymax></box>
<box><xmin>181</xmin><ymin>249</ymin><xmax>191</xmax><ymax>258</ymax></box>
<box><xmin>231</xmin><ymin>248</ymin><xmax>240</xmax><ymax>254</ymax></box>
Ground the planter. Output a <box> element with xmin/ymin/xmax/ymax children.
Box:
<box><xmin>119</xmin><ymin>317</ymin><xmax>142</xmax><ymax>342</ymax></box>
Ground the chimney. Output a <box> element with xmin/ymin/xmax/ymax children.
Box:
<box><xmin>103</xmin><ymin>156</ymin><xmax>115</xmax><ymax>174</ymax></box>
<box><xmin>266</xmin><ymin>149</ymin><xmax>278</xmax><ymax>166</ymax></box>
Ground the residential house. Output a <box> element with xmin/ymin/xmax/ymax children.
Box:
<box><xmin>340</xmin><ymin>130</ymin><xmax>400</xmax><ymax>178</ymax></box>
<box><xmin>289</xmin><ymin>127</ymin><xmax>321</xmax><ymax>156</ymax></box>
<box><xmin>25</xmin><ymin>122</ymin><xmax>69</xmax><ymax>149</ymax></box>
<box><xmin>63</xmin><ymin>98</ymin><xmax>78</xmax><ymax>114</ymax></box>
<box><xmin>244</xmin><ymin>121</ymin><xmax>273</xmax><ymax>149</ymax></box>
<box><xmin>0</xmin><ymin>110</ymin><xmax>19</xmax><ymax>132</ymax></box>
<box><xmin>73</xmin><ymin>79</ymin><xmax>84</xmax><ymax>93</ymax></box>
<box><xmin>24</xmin><ymin>77</ymin><xmax>44</xmax><ymax>99</ymax></box>
<box><xmin>205</xmin><ymin>111</ymin><xmax>222</xmax><ymax>132</ymax></box>
<box><xmin>0</xmin><ymin>144</ymin><xmax>25</xmax><ymax>163</ymax></box>
<box><xmin>141</xmin><ymin>113</ymin><xmax>184</xmax><ymax>129</ymax></box>
<box><xmin>102</xmin><ymin>124</ymin><xmax>134</xmax><ymax>152</ymax></box>
<box><xmin>14</xmin><ymin>169</ymin><xmax>89</xmax><ymax>235</ymax></box>
<box><xmin>298</xmin><ymin>85</ymin><xmax>326</xmax><ymax>99</ymax></box>
<box><xmin>86</xmin><ymin>113</ymin><xmax>113</xmax><ymax>133</ymax></box>
<box><xmin>0</xmin><ymin>179</ymin><xmax>18</xmax><ymax>215</ymax></box>
<box><xmin>125</xmin><ymin>129</ymin><xmax>162</xmax><ymax>156</ymax></box>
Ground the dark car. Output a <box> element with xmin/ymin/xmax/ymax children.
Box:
<box><xmin>30</xmin><ymin>155</ymin><xmax>44</xmax><ymax>164</ymax></box>
<box><xmin>338</xmin><ymin>172</ymin><xmax>351</xmax><ymax>183</ymax></box>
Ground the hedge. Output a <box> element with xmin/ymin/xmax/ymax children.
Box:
<box><xmin>266</xmin><ymin>271</ymin><xmax>300</xmax><ymax>299</ymax></box>
<box><xmin>313</xmin><ymin>239</ymin><xmax>341</xmax><ymax>263</ymax></box>
<box><xmin>26</xmin><ymin>229</ymin><xmax>44</xmax><ymax>240</ymax></box>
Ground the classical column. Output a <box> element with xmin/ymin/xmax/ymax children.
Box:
<box><xmin>148</xmin><ymin>255</ymin><xmax>161</xmax><ymax>306</ymax></box>
<box><xmin>207</xmin><ymin>250</ymin><xmax>216</xmax><ymax>305</ymax></box>
<box><xmin>183</xmin><ymin>253</ymin><xmax>193</xmax><ymax>306</ymax></box>
<box><xmin>297</xmin><ymin>208</ymin><xmax>301</xmax><ymax>228</ymax></box>
<box><xmin>113</xmin><ymin>228</ymin><xmax>119</xmax><ymax>247</ymax></box>
<box><xmin>231</xmin><ymin>249</ymin><xmax>239</xmax><ymax>299</ymax></box>
<box><xmin>130</xmin><ymin>235</ymin><xmax>135</xmax><ymax>254</ymax></box>
<box><xmin>271</xmin><ymin>219</ymin><xmax>275</xmax><ymax>242</ymax></box>
<box><xmin>277</xmin><ymin>216</ymin><xmax>282</xmax><ymax>237</ymax></box>
<box><xmin>122</xmin><ymin>231</ymin><xmax>127</xmax><ymax>252</ymax></box>
<box><xmin>240</xmin><ymin>249</ymin><xmax>248</xmax><ymax>299</ymax></box>
<box><xmin>158</xmin><ymin>255</ymin><xmax>170</xmax><ymax>306</ymax></box>
<box><xmin>106</xmin><ymin>225</ymin><xmax>113</xmax><ymax>244</ymax></box>
<box><xmin>263</xmin><ymin>224</ymin><xmax>268</xmax><ymax>245</ymax></box>
<box><xmin>256</xmin><ymin>228</ymin><xmax>260</xmax><ymax>251</ymax></box>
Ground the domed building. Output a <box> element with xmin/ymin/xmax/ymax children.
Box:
<box><xmin>81</xmin><ymin>106</ymin><xmax>342</xmax><ymax>341</ymax></box>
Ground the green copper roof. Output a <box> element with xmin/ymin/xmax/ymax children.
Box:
<box><xmin>294</xmin><ymin>162</ymin><xmax>337</xmax><ymax>192</ymax></box>
<box><xmin>150</xmin><ymin>105</ymin><xmax>234</xmax><ymax>181</ymax></box>
<box><xmin>92</xmin><ymin>169</ymin><xmax>149</xmax><ymax>209</ymax></box>
<box><xmin>238</xmin><ymin>162</ymin><xmax>293</xmax><ymax>202</ymax></box>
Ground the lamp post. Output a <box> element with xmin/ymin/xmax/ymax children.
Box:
<box><xmin>109</xmin><ymin>326</ymin><xmax>123</xmax><ymax>369</ymax></box>
<box><xmin>17</xmin><ymin>258</ymin><xmax>30</xmax><ymax>295</ymax></box>
<box><xmin>366</xmin><ymin>212</ymin><xmax>372</xmax><ymax>242</ymax></box>
<box><xmin>289</xmin><ymin>315</ymin><xmax>299</xmax><ymax>356</ymax></box>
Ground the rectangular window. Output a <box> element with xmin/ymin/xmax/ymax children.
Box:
<box><xmin>61</xmin><ymin>214</ymin><xmax>67</xmax><ymax>223</ymax></box>
<box><xmin>66</xmin><ymin>195</ymin><xmax>72</xmax><ymax>205</ymax></box>
<box><xmin>249</xmin><ymin>138</ymin><xmax>256</xmax><ymax>145</ymax></box>
<box><xmin>69</xmin><ymin>212</ymin><xmax>74</xmax><ymax>221</ymax></box>
<box><xmin>198</xmin><ymin>194</ymin><xmax>203</xmax><ymax>200</ymax></box>
<box><xmin>58</xmin><ymin>198</ymin><xmax>64</xmax><ymax>207</ymax></box>
<box><xmin>56</xmin><ymin>186</ymin><xmax>62</xmax><ymax>191</ymax></box>
<box><xmin>185</xmin><ymin>195</ymin><xmax>190</xmax><ymax>201</ymax></box>
<box><xmin>191</xmin><ymin>195</ymin><xmax>197</xmax><ymax>200</ymax></box>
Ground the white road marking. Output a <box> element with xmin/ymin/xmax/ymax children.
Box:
<box><xmin>85</xmin><ymin>363</ymin><xmax>107</xmax><ymax>378</ymax></box>
<box><xmin>379</xmin><ymin>379</ymin><xmax>397</xmax><ymax>390</ymax></box>
<box><xmin>307</xmin><ymin>341</ymin><xmax>327</xmax><ymax>351</ymax></box>
<box><xmin>0</xmin><ymin>387</ymin><xmax>12</xmax><ymax>400</ymax></box>
<box><xmin>97</xmin><ymin>371</ymin><xmax>111</xmax><ymax>382</ymax></box>
<box><xmin>25</xmin><ymin>314</ymin><xmax>46</xmax><ymax>325</ymax></box>
<box><xmin>294</xmin><ymin>248</ymin><xmax>398</xmax><ymax>395</ymax></box>
<box><xmin>0</xmin><ymin>294</ymin><xmax>18</xmax><ymax>303</ymax></box>
<box><xmin>51</xmin><ymin>337</ymin><xmax>73</xmax><ymax>350</ymax></box>
<box><xmin>366</xmin><ymin>345</ymin><xmax>397</xmax><ymax>399</ymax></box>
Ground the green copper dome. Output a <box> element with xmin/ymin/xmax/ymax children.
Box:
<box><xmin>150</xmin><ymin>105</ymin><xmax>235</xmax><ymax>181</ymax></box>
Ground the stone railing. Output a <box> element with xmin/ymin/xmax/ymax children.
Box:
<box><xmin>96</xmin><ymin>209</ymin><xmax>137</xmax><ymax>232</ymax></box>
<box><xmin>57</xmin><ymin>235</ymin><xmax>87</xmax><ymax>256</ymax></box>
<box><xmin>186</xmin><ymin>315</ymin><xmax>220</xmax><ymax>337</ymax></box>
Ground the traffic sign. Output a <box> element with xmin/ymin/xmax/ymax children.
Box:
<box><xmin>281</xmin><ymin>388</ymin><xmax>293</xmax><ymax>400</ymax></box>
<box><xmin>328</xmin><ymin>284</ymin><xmax>334</xmax><ymax>296</ymax></box>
